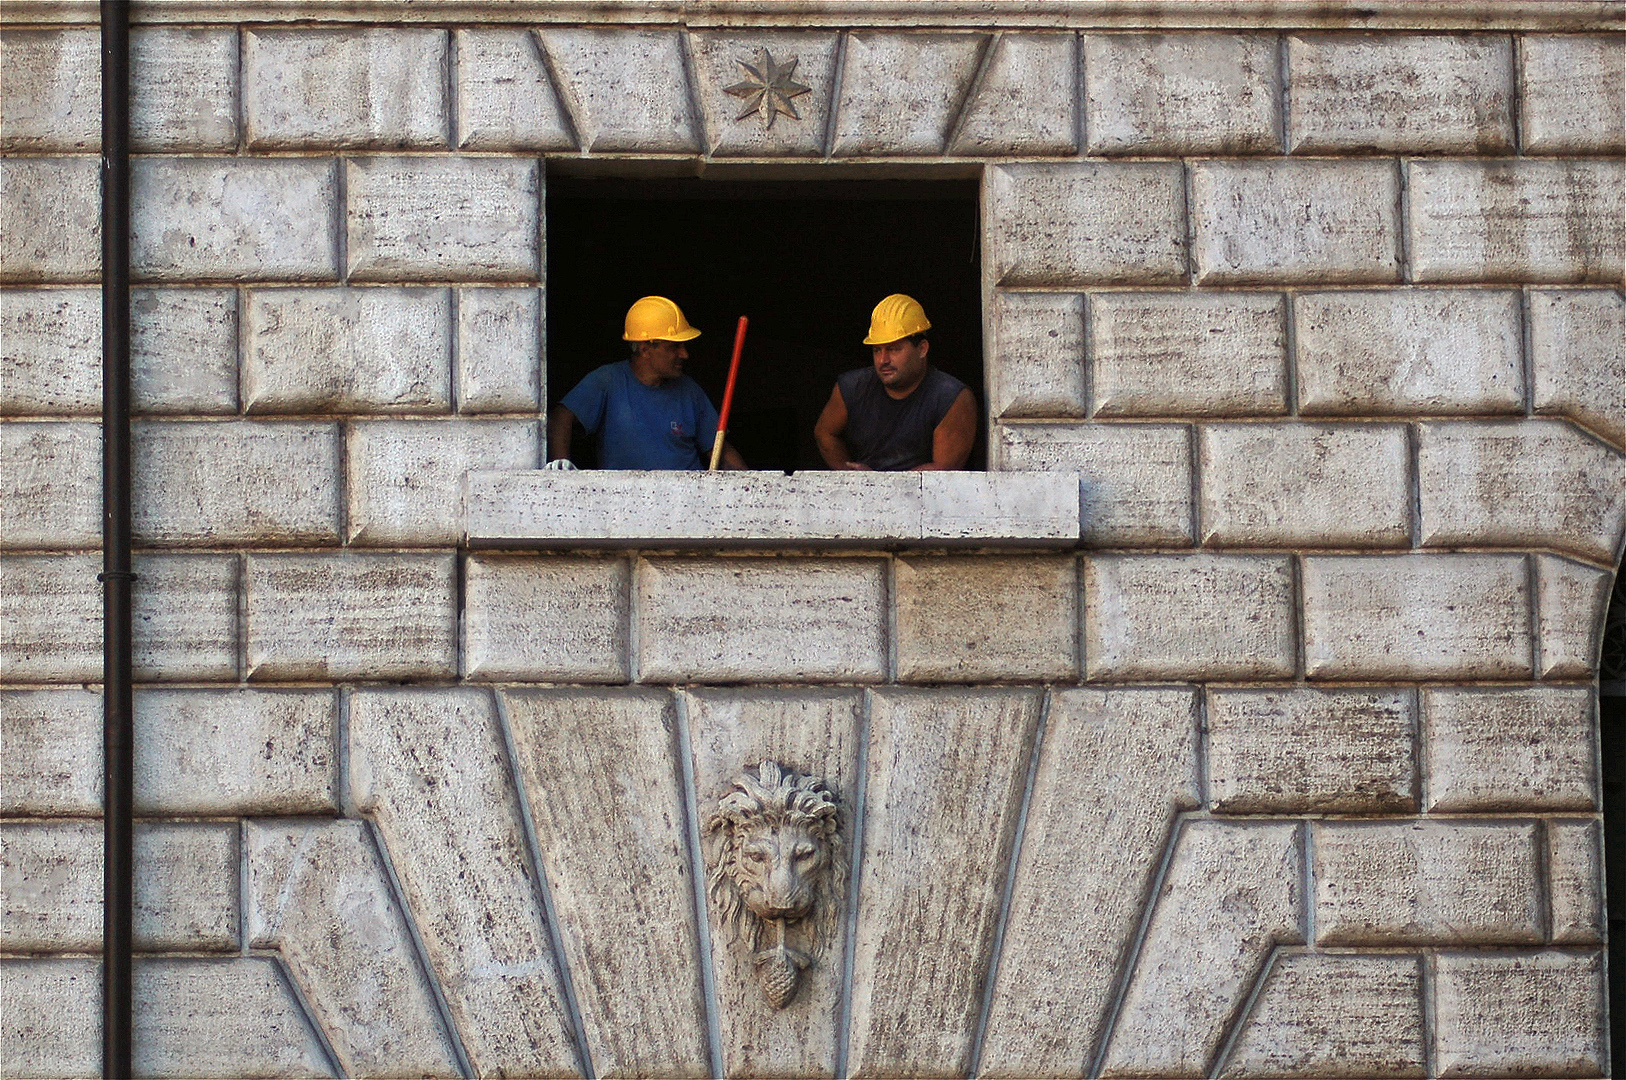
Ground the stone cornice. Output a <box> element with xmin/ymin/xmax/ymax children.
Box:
<box><xmin>2</xmin><ymin>0</ymin><xmax>1621</xmax><ymax>30</ymax></box>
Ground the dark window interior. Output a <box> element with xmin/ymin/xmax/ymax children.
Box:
<box><xmin>545</xmin><ymin>177</ymin><xmax>982</xmax><ymax>472</ymax></box>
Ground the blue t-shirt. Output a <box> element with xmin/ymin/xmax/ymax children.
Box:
<box><xmin>559</xmin><ymin>361</ymin><xmax>720</xmax><ymax>470</ymax></box>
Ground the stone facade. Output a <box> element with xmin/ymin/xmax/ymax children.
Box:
<box><xmin>2</xmin><ymin>2</ymin><xmax>1622</xmax><ymax>1077</ymax></box>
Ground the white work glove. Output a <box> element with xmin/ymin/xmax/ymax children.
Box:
<box><xmin>543</xmin><ymin>458</ymin><xmax>577</xmax><ymax>471</ymax></box>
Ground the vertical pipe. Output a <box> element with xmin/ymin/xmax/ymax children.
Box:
<box><xmin>100</xmin><ymin>1</ymin><xmax>133</xmax><ymax>1075</ymax></box>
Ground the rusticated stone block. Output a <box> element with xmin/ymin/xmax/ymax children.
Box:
<box><xmin>986</xmin><ymin>162</ymin><xmax>1187</xmax><ymax>286</ymax></box>
<box><xmin>1418</xmin><ymin>420</ymin><xmax>1626</xmax><ymax>562</ymax></box>
<box><xmin>1199</xmin><ymin>423</ymin><xmax>1410</xmax><ymax>547</ymax></box>
<box><xmin>981</xmin><ymin>687</ymin><xmax>1200</xmax><ymax>1078</ymax></box>
<box><xmin>458</xmin><ymin>287</ymin><xmax>543</xmax><ymax>413</ymax></box>
<box><xmin>347</xmin><ymin>157</ymin><xmax>540</xmax><ymax>282</ymax></box>
<box><xmin>894</xmin><ymin>555</ymin><xmax>1077</xmax><ymax>681</ymax></box>
<box><xmin>1301</xmin><ymin>555</ymin><xmax>1531</xmax><ymax>680</ymax></box>
<box><xmin>536</xmin><ymin>29</ymin><xmax>701</xmax><ymax>154</ymax></box>
<box><xmin>1547</xmin><ymin>819</ymin><xmax>1605</xmax><ymax>944</ymax></box>
<box><xmin>849</xmin><ymin>689</ymin><xmax>1041</xmax><ymax>1077</ymax></box>
<box><xmin>1529</xmin><ymin>288</ymin><xmax>1625</xmax><ymax>448</ymax></box>
<box><xmin>1520</xmin><ymin>34</ymin><xmax>1625</xmax><ymax>154</ymax></box>
<box><xmin>636</xmin><ymin>556</ymin><xmax>886</xmax><ymax>683</ymax></box>
<box><xmin>1286</xmin><ymin>34</ymin><xmax>1513</xmax><ymax>152</ymax></box>
<box><xmin>1101</xmin><ymin>820</ymin><xmax>1304</xmax><ymax>1077</ymax></box>
<box><xmin>1207</xmin><ymin>688</ymin><xmax>1417</xmax><ymax>814</ymax></box>
<box><xmin>0</xmin><ymin>421</ymin><xmax>99</xmax><ymax>548</ymax></box>
<box><xmin>1082</xmin><ymin>32</ymin><xmax>1278</xmax><ymax>154</ymax></box>
<box><xmin>1433</xmin><ymin>951</ymin><xmax>1607</xmax><ymax>1078</ymax></box>
<box><xmin>0</xmin><ymin>688</ymin><xmax>101</xmax><ymax>815</ymax></box>
<box><xmin>919</xmin><ymin>471</ymin><xmax>1079</xmax><ymax>543</ymax></box>
<box><xmin>1313</xmin><ymin>821</ymin><xmax>1542</xmax><ymax>945</ymax></box>
<box><xmin>0</xmin><ymin>158</ymin><xmax>100</xmax><ymax>283</ymax></box>
<box><xmin>988</xmin><ymin>290</ymin><xmax>1085</xmax><ymax>419</ymax></box>
<box><xmin>995</xmin><ymin>422</ymin><xmax>1194</xmax><ymax>546</ymax></box>
<box><xmin>243</xmin><ymin>287</ymin><xmax>450</xmax><ymax>414</ymax></box>
<box><xmin>949</xmin><ymin>33</ymin><xmax>1078</xmax><ymax>156</ymax></box>
<box><xmin>463</xmin><ymin>555</ymin><xmax>631</xmax><ymax>682</ymax></box>
<box><xmin>454</xmin><ymin>29</ymin><xmax>576</xmax><ymax>151</ymax></box>
<box><xmin>346</xmin><ymin>419</ymin><xmax>538</xmax><ymax>545</ymax></box>
<box><xmin>245</xmin><ymin>553</ymin><xmax>457</xmax><ymax>681</ymax></box>
<box><xmin>134</xmin><ymin>958</ymin><xmax>333</xmax><ymax>1078</ymax></box>
<box><xmin>689</xmin><ymin>31</ymin><xmax>840</xmax><ymax>158</ymax></box>
<box><xmin>1294</xmin><ymin>289</ymin><xmax>1523</xmax><ymax>416</ymax></box>
<box><xmin>131</xmin><ymin>288</ymin><xmax>239</xmax><ymax>414</ymax></box>
<box><xmin>244</xmin><ymin>28</ymin><xmax>448</xmax><ymax>148</ymax></box>
<box><xmin>832</xmin><ymin>32</ymin><xmax>987</xmax><ymax>156</ymax></box>
<box><xmin>1191</xmin><ymin>160</ymin><xmax>1400</xmax><ymax>284</ymax></box>
<box><xmin>1083</xmin><ymin>554</ymin><xmax>1295</xmax><ymax>680</ymax></box>
<box><xmin>0</xmin><ymin>958</ymin><xmax>99</xmax><ymax>1079</ymax></box>
<box><xmin>1535</xmin><ymin>554</ymin><xmax>1613</xmax><ymax>680</ymax></box>
<box><xmin>134</xmin><ymin>689</ymin><xmax>337</xmax><ymax>815</ymax></box>
<box><xmin>0</xmin><ymin>289</ymin><xmax>100</xmax><ymax>415</ymax></box>
<box><xmin>1091</xmin><ymin>291</ymin><xmax>1286</xmax><ymax>417</ymax></box>
<box><xmin>0</xmin><ymin>29</ymin><xmax>99</xmax><ymax>150</ymax></box>
<box><xmin>131</xmin><ymin>554</ymin><xmax>239</xmax><ymax>681</ymax></box>
<box><xmin>133</xmin><ymin>421</ymin><xmax>341</xmax><ymax>545</ymax></box>
<box><xmin>130</xmin><ymin>28</ymin><xmax>238</xmax><ymax>151</ymax></box>
<box><xmin>1409</xmin><ymin>160</ymin><xmax>1624</xmax><ymax>283</ymax></box>
<box><xmin>131</xmin><ymin>157</ymin><xmax>340</xmax><ymax>282</ymax></box>
<box><xmin>1220</xmin><ymin>954</ymin><xmax>1425</xmax><ymax>1078</ymax></box>
<box><xmin>1423</xmin><ymin>686</ymin><xmax>1597</xmax><ymax>812</ymax></box>
<box><xmin>133</xmin><ymin>823</ymin><xmax>238</xmax><ymax>951</ymax></box>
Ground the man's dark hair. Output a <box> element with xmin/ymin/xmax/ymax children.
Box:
<box><xmin>907</xmin><ymin>332</ymin><xmax>929</xmax><ymax>346</ymax></box>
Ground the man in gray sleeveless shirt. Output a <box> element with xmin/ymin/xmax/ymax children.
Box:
<box><xmin>813</xmin><ymin>294</ymin><xmax>977</xmax><ymax>471</ymax></box>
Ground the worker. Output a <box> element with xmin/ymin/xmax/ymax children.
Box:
<box><xmin>813</xmin><ymin>294</ymin><xmax>976</xmax><ymax>471</ymax></box>
<box><xmin>547</xmin><ymin>296</ymin><xmax>746</xmax><ymax>470</ymax></box>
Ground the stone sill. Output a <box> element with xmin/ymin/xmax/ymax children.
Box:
<box><xmin>465</xmin><ymin>470</ymin><xmax>1079</xmax><ymax>549</ymax></box>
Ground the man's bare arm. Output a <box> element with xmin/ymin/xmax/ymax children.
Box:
<box><xmin>547</xmin><ymin>404</ymin><xmax>576</xmax><ymax>463</ymax></box>
<box><xmin>719</xmin><ymin>439</ymin><xmax>747</xmax><ymax>470</ymax></box>
<box><xmin>912</xmin><ymin>389</ymin><xmax>977</xmax><ymax>471</ymax></box>
<box><xmin>814</xmin><ymin>385</ymin><xmax>868</xmax><ymax>470</ymax></box>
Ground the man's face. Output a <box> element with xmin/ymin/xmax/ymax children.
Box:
<box><xmin>641</xmin><ymin>339</ymin><xmax>688</xmax><ymax>380</ymax></box>
<box><xmin>871</xmin><ymin>337</ymin><xmax>929</xmax><ymax>392</ymax></box>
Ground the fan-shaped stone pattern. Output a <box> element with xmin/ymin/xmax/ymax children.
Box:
<box><xmin>455</xmin><ymin>29</ymin><xmax>576</xmax><ymax>150</ymax></box>
<box><xmin>134</xmin><ymin>958</ymin><xmax>335</xmax><ymax>1078</ymax></box>
<box><xmin>846</xmin><ymin>689</ymin><xmax>1041</xmax><ymax>1077</ymax></box>
<box><xmin>949</xmin><ymin>33</ymin><xmax>1077</xmax><ymax>156</ymax></box>
<box><xmin>348</xmin><ymin>688</ymin><xmax>580</xmax><ymax>1078</ymax></box>
<box><xmin>501</xmin><ymin>688</ymin><xmax>709</xmax><ymax>1079</ymax></box>
<box><xmin>978</xmin><ymin>687</ymin><xmax>1200</xmax><ymax>1078</ymax></box>
<box><xmin>245</xmin><ymin>819</ymin><xmax>460</xmax><ymax>1078</ymax></box>
<box><xmin>691</xmin><ymin>32</ymin><xmax>839</xmax><ymax>157</ymax></box>
<box><xmin>684</xmin><ymin>688</ymin><xmax>863</xmax><ymax>1079</ymax></box>
<box><xmin>831</xmin><ymin>32</ymin><xmax>988</xmax><ymax>156</ymax></box>
<box><xmin>536</xmin><ymin>29</ymin><xmax>700</xmax><ymax>154</ymax></box>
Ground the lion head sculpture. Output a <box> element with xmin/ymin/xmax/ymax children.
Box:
<box><xmin>704</xmin><ymin>760</ymin><xmax>845</xmax><ymax>1008</ymax></box>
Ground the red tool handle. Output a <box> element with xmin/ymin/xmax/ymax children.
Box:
<box><xmin>709</xmin><ymin>316</ymin><xmax>748</xmax><ymax>470</ymax></box>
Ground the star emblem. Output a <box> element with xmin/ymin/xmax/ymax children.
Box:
<box><xmin>723</xmin><ymin>48</ymin><xmax>812</xmax><ymax>130</ymax></box>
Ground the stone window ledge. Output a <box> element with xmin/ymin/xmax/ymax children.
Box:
<box><xmin>464</xmin><ymin>470</ymin><xmax>1079</xmax><ymax>548</ymax></box>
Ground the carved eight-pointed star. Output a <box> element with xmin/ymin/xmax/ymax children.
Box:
<box><xmin>724</xmin><ymin>48</ymin><xmax>812</xmax><ymax>130</ymax></box>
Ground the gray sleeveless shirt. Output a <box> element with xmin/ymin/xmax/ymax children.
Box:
<box><xmin>835</xmin><ymin>365</ymin><xmax>970</xmax><ymax>471</ymax></box>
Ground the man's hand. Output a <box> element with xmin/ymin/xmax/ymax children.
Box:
<box><xmin>543</xmin><ymin>458</ymin><xmax>577</xmax><ymax>471</ymax></box>
<box><xmin>841</xmin><ymin>461</ymin><xmax>873</xmax><ymax>471</ymax></box>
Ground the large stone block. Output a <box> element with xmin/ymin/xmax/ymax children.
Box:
<box><xmin>980</xmin><ymin>687</ymin><xmax>1200</xmax><ymax>1078</ymax></box>
<box><xmin>131</xmin><ymin>554</ymin><xmax>239</xmax><ymax>681</ymax></box>
<box><xmin>0</xmin><ymin>29</ymin><xmax>99</xmax><ymax>151</ymax></box>
<box><xmin>1535</xmin><ymin>554</ymin><xmax>1613</xmax><ymax>680</ymax></box>
<box><xmin>1313</xmin><ymin>820</ymin><xmax>1542</xmax><ymax>945</ymax></box>
<box><xmin>949</xmin><ymin>33</ymin><xmax>1078</xmax><ymax>156</ymax></box>
<box><xmin>1301</xmin><ymin>554</ymin><xmax>1532</xmax><ymax>680</ymax></box>
<box><xmin>133</xmin><ymin>958</ymin><xmax>333</xmax><ymax>1078</ymax></box>
<box><xmin>536</xmin><ymin>29</ymin><xmax>701</xmax><ymax>154</ymax></box>
<box><xmin>0</xmin><ymin>289</ymin><xmax>100</xmax><ymax>415</ymax></box>
<box><xmin>988</xmin><ymin>290</ymin><xmax>1086</xmax><ymax>419</ymax></box>
<box><xmin>1199</xmin><ymin>423</ymin><xmax>1410</xmax><ymax>547</ymax></box>
<box><xmin>848</xmin><ymin>689</ymin><xmax>1041</xmax><ymax>1077</ymax></box>
<box><xmin>131</xmin><ymin>288</ymin><xmax>239</xmax><ymax>414</ymax></box>
<box><xmin>1520</xmin><ymin>34</ymin><xmax>1625</xmax><ymax>154</ymax></box>
<box><xmin>894</xmin><ymin>555</ymin><xmax>1077</xmax><ymax>682</ymax></box>
<box><xmin>244</xmin><ymin>28</ymin><xmax>449</xmax><ymax>148</ymax></box>
<box><xmin>131</xmin><ymin>157</ymin><xmax>340</xmax><ymax>282</ymax></box>
<box><xmin>457</xmin><ymin>287</ymin><xmax>543</xmax><ymax>413</ymax></box>
<box><xmin>0</xmin><ymin>421</ymin><xmax>100</xmax><ymax>548</ymax></box>
<box><xmin>346</xmin><ymin>157</ymin><xmax>540</xmax><ymax>282</ymax></box>
<box><xmin>0</xmin><ymin>157</ymin><xmax>100</xmax><ymax>283</ymax></box>
<box><xmin>463</xmin><ymin>555</ymin><xmax>631</xmax><ymax>682</ymax></box>
<box><xmin>1433</xmin><ymin>951</ymin><xmax>1607</xmax><ymax>1078</ymax></box>
<box><xmin>1083</xmin><ymin>554</ymin><xmax>1295</xmax><ymax>680</ymax></box>
<box><xmin>133</xmin><ymin>421</ymin><xmax>342</xmax><ymax>545</ymax></box>
<box><xmin>454</xmin><ymin>29</ymin><xmax>576</xmax><ymax>151</ymax></box>
<box><xmin>986</xmin><ymin>162</ymin><xmax>1187</xmax><ymax>287</ymax></box>
<box><xmin>134</xmin><ymin>688</ymin><xmax>337</xmax><ymax>815</ymax></box>
<box><xmin>1418</xmin><ymin>420</ymin><xmax>1626</xmax><ymax>562</ymax></box>
<box><xmin>1101</xmin><ymin>820</ymin><xmax>1304</xmax><ymax>1077</ymax></box>
<box><xmin>995</xmin><ymin>421</ymin><xmax>1194</xmax><ymax>546</ymax></box>
<box><xmin>133</xmin><ymin>823</ymin><xmax>238</xmax><ymax>951</ymax></box>
<box><xmin>1082</xmin><ymin>32</ymin><xmax>1279</xmax><ymax>154</ymax></box>
<box><xmin>130</xmin><ymin>28</ymin><xmax>239</xmax><ymax>151</ymax></box>
<box><xmin>347</xmin><ymin>419</ymin><xmax>537</xmax><ymax>546</ymax></box>
<box><xmin>1206</xmin><ymin>687</ymin><xmax>1417</xmax><ymax>814</ymax></box>
<box><xmin>832</xmin><ymin>32</ymin><xmax>987</xmax><ymax>155</ymax></box>
<box><xmin>1191</xmin><ymin>160</ymin><xmax>1400</xmax><ymax>284</ymax></box>
<box><xmin>1286</xmin><ymin>33</ymin><xmax>1513</xmax><ymax>152</ymax></box>
<box><xmin>688</xmin><ymin>32</ymin><xmax>841</xmax><ymax>158</ymax></box>
<box><xmin>245</xmin><ymin>553</ymin><xmax>457</xmax><ymax>681</ymax></box>
<box><xmin>1090</xmin><ymin>291</ymin><xmax>1287</xmax><ymax>418</ymax></box>
<box><xmin>0</xmin><ymin>958</ymin><xmax>99</xmax><ymax>1079</ymax></box>
<box><xmin>1547</xmin><ymin>819</ymin><xmax>1605</xmax><ymax>944</ymax></box>
<box><xmin>1408</xmin><ymin>160</ymin><xmax>1624</xmax><ymax>283</ymax></box>
<box><xmin>1423</xmin><ymin>686</ymin><xmax>1597</xmax><ymax>813</ymax></box>
<box><xmin>636</xmin><ymin>556</ymin><xmax>887</xmax><ymax>683</ymax></box>
<box><xmin>1529</xmin><ymin>288</ymin><xmax>1625</xmax><ymax>448</ymax></box>
<box><xmin>1294</xmin><ymin>289</ymin><xmax>1523</xmax><ymax>416</ymax></box>
<box><xmin>1219</xmin><ymin>953</ymin><xmax>1425</xmax><ymax>1078</ymax></box>
<box><xmin>0</xmin><ymin>688</ymin><xmax>101</xmax><ymax>815</ymax></box>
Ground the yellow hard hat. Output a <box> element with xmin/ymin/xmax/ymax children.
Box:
<box><xmin>863</xmin><ymin>293</ymin><xmax>931</xmax><ymax>345</ymax></box>
<box><xmin>624</xmin><ymin>296</ymin><xmax>701</xmax><ymax>342</ymax></box>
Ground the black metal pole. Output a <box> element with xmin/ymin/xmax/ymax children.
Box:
<box><xmin>101</xmin><ymin>1</ymin><xmax>133</xmax><ymax>1075</ymax></box>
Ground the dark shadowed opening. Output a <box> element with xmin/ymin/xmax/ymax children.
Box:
<box><xmin>545</xmin><ymin>176</ymin><xmax>982</xmax><ymax>472</ymax></box>
<box><xmin>1602</xmin><ymin>567</ymin><xmax>1625</xmax><ymax>1063</ymax></box>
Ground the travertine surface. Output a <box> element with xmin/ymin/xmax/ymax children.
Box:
<box><xmin>1083</xmin><ymin>32</ymin><xmax>1278</xmax><ymax>155</ymax></box>
<box><xmin>1433</xmin><ymin>951</ymin><xmax>1607</xmax><ymax>1078</ymax></box>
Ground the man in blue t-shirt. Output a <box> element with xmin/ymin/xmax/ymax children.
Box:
<box><xmin>547</xmin><ymin>296</ymin><xmax>746</xmax><ymax>470</ymax></box>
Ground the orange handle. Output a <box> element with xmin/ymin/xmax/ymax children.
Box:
<box><xmin>709</xmin><ymin>316</ymin><xmax>748</xmax><ymax>470</ymax></box>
